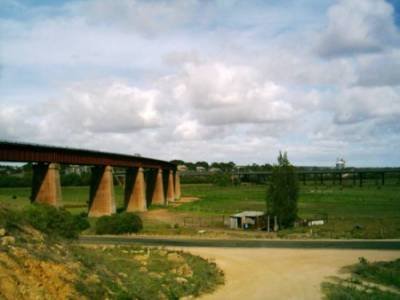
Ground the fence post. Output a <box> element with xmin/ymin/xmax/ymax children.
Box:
<box><xmin>267</xmin><ymin>215</ymin><xmax>270</xmax><ymax>232</ymax></box>
<box><xmin>274</xmin><ymin>216</ymin><xmax>278</xmax><ymax>232</ymax></box>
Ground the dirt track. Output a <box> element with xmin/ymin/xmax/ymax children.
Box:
<box><xmin>178</xmin><ymin>247</ymin><xmax>400</xmax><ymax>300</ymax></box>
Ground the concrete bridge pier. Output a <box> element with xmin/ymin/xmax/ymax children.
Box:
<box><xmin>125</xmin><ymin>167</ymin><xmax>147</xmax><ymax>212</ymax></box>
<box><xmin>175</xmin><ymin>171</ymin><xmax>181</xmax><ymax>200</ymax></box>
<box><xmin>31</xmin><ymin>163</ymin><xmax>62</xmax><ymax>206</ymax></box>
<box><xmin>166</xmin><ymin>170</ymin><xmax>175</xmax><ymax>203</ymax></box>
<box><xmin>152</xmin><ymin>168</ymin><xmax>165</xmax><ymax>205</ymax></box>
<box><xmin>88</xmin><ymin>165</ymin><xmax>116</xmax><ymax>217</ymax></box>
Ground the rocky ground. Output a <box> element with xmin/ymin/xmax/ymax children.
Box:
<box><xmin>0</xmin><ymin>225</ymin><xmax>81</xmax><ymax>299</ymax></box>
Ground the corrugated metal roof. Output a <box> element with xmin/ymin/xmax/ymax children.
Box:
<box><xmin>230</xmin><ymin>211</ymin><xmax>265</xmax><ymax>218</ymax></box>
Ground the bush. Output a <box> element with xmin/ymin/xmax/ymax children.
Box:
<box><xmin>211</xmin><ymin>173</ymin><xmax>231</xmax><ymax>186</ymax></box>
<box><xmin>74</xmin><ymin>212</ymin><xmax>91</xmax><ymax>232</ymax></box>
<box><xmin>24</xmin><ymin>204</ymin><xmax>90</xmax><ymax>239</ymax></box>
<box><xmin>266</xmin><ymin>152</ymin><xmax>299</xmax><ymax>228</ymax></box>
<box><xmin>95</xmin><ymin>213</ymin><xmax>143</xmax><ymax>235</ymax></box>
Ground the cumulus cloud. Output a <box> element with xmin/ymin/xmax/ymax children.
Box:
<box><xmin>0</xmin><ymin>105</ymin><xmax>35</xmax><ymax>140</ymax></box>
<box><xmin>356</xmin><ymin>51</ymin><xmax>400</xmax><ymax>86</ymax></box>
<box><xmin>1</xmin><ymin>0</ymin><xmax>400</xmax><ymax>165</ymax></box>
<box><xmin>171</xmin><ymin>62</ymin><xmax>297</xmax><ymax>125</ymax></box>
<box><xmin>42</xmin><ymin>82</ymin><xmax>161</xmax><ymax>134</ymax></box>
<box><xmin>79</xmin><ymin>0</ymin><xmax>199</xmax><ymax>36</ymax></box>
<box><xmin>333</xmin><ymin>86</ymin><xmax>400</xmax><ymax>124</ymax></box>
<box><xmin>317</xmin><ymin>0</ymin><xmax>400</xmax><ymax>57</ymax></box>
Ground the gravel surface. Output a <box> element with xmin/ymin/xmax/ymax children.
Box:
<box><xmin>176</xmin><ymin>248</ymin><xmax>400</xmax><ymax>300</ymax></box>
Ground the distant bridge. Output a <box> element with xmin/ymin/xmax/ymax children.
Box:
<box><xmin>236</xmin><ymin>170</ymin><xmax>400</xmax><ymax>186</ymax></box>
<box><xmin>178</xmin><ymin>169</ymin><xmax>400</xmax><ymax>186</ymax></box>
<box><xmin>0</xmin><ymin>141</ymin><xmax>180</xmax><ymax>216</ymax></box>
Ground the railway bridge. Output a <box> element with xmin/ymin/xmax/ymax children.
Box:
<box><xmin>0</xmin><ymin>141</ymin><xmax>180</xmax><ymax>217</ymax></box>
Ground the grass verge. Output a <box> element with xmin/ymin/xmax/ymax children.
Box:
<box><xmin>322</xmin><ymin>257</ymin><xmax>400</xmax><ymax>300</ymax></box>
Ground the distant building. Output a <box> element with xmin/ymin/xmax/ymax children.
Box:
<box><xmin>209</xmin><ymin>167</ymin><xmax>222</xmax><ymax>173</ymax></box>
<box><xmin>336</xmin><ymin>158</ymin><xmax>346</xmax><ymax>170</ymax></box>
<box><xmin>65</xmin><ymin>165</ymin><xmax>90</xmax><ymax>175</ymax></box>
<box><xmin>229</xmin><ymin>211</ymin><xmax>266</xmax><ymax>230</ymax></box>
<box><xmin>196</xmin><ymin>166</ymin><xmax>206</xmax><ymax>172</ymax></box>
<box><xmin>177</xmin><ymin>165</ymin><xmax>188</xmax><ymax>172</ymax></box>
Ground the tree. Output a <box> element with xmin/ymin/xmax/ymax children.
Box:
<box><xmin>195</xmin><ymin>161</ymin><xmax>209</xmax><ymax>170</ymax></box>
<box><xmin>266</xmin><ymin>151</ymin><xmax>299</xmax><ymax>228</ymax></box>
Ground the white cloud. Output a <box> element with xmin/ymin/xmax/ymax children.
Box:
<box><xmin>1</xmin><ymin>0</ymin><xmax>400</xmax><ymax>166</ymax></box>
<box><xmin>171</xmin><ymin>62</ymin><xmax>297</xmax><ymax>125</ymax></box>
<box><xmin>44</xmin><ymin>82</ymin><xmax>161</xmax><ymax>134</ymax></box>
<box><xmin>333</xmin><ymin>86</ymin><xmax>400</xmax><ymax>124</ymax></box>
<box><xmin>79</xmin><ymin>0</ymin><xmax>199</xmax><ymax>36</ymax></box>
<box><xmin>356</xmin><ymin>50</ymin><xmax>400</xmax><ymax>86</ymax></box>
<box><xmin>317</xmin><ymin>0</ymin><xmax>399</xmax><ymax>57</ymax></box>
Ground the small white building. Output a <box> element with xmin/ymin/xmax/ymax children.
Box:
<box><xmin>230</xmin><ymin>211</ymin><xmax>265</xmax><ymax>230</ymax></box>
<box><xmin>209</xmin><ymin>167</ymin><xmax>222</xmax><ymax>173</ymax></box>
<box><xmin>196</xmin><ymin>166</ymin><xmax>206</xmax><ymax>172</ymax></box>
<box><xmin>336</xmin><ymin>158</ymin><xmax>346</xmax><ymax>170</ymax></box>
<box><xmin>65</xmin><ymin>165</ymin><xmax>90</xmax><ymax>175</ymax></box>
<box><xmin>177</xmin><ymin>165</ymin><xmax>188</xmax><ymax>172</ymax></box>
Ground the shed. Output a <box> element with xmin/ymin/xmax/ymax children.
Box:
<box><xmin>230</xmin><ymin>211</ymin><xmax>265</xmax><ymax>230</ymax></box>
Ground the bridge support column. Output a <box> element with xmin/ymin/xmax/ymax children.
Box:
<box><xmin>125</xmin><ymin>167</ymin><xmax>147</xmax><ymax>212</ymax></box>
<box><xmin>175</xmin><ymin>171</ymin><xmax>181</xmax><ymax>200</ymax></box>
<box><xmin>88</xmin><ymin>166</ymin><xmax>116</xmax><ymax>217</ymax></box>
<box><xmin>31</xmin><ymin>163</ymin><xmax>62</xmax><ymax>206</ymax></box>
<box><xmin>152</xmin><ymin>168</ymin><xmax>165</xmax><ymax>205</ymax></box>
<box><xmin>166</xmin><ymin>170</ymin><xmax>175</xmax><ymax>203</ymax></box>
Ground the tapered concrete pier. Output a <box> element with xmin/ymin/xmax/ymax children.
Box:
<box><xmin>125</xmin><ymin>167</ymin><xmax>147</xmax><ymax>212</ymax></box>
<box><xmin>152</xmin><ymin>168</ymin><xmax>165</xmax><ymax>205</ymax></box>
<box><xmin>31</xmin><ymin>163</ymin><xmax>62</xmax><ymax>206</ymax></box>
<box><xmin>88</xmin><ymin>166</ymin><xmax>116</xmax><ymax>217</ymax></box>
<box><xmin>175</xmin><ymin>171</ymin><xmax>181</xmax><ymax>200</ymax></box>
<box><xmin>166</xmin><ymin>170</ymin><xmax>175</xmax><ymax>203</ymax></box>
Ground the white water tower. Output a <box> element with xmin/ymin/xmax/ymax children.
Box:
<box><xmin>336</xmin><ymin>158</ymin><xmax>346</xmax><ymax>170</ymax></box>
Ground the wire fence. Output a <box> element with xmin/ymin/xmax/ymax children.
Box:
<box><xmin>182</xmin><ymin>215</ymin><xmax>229</xmax><ymax>228</ymax></box>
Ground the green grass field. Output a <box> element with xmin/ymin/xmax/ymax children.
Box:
<box><xmin>178</xmin><ymin>183</ymin><xmax>400</xmax><ymax>238</ymax></box>
<box><xmin>1</xmin><ymin>182</ymin><xmax>400</xmax><ymax>238</ymax></box>
<box><xmin>178</xmin><ymin>183</ymin><xmax>400</xmax><ymax>218</ymax></box>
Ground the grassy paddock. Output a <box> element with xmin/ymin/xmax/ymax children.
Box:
<box><xmin>179</xmin><ymin>183</ymin><xmax>400</xmax><ymax>217</ymax></box>
<box><xmin>177</xmin><ymin>183</ymin><xmax>400</xmax><ymax>238</ymax></box>
<box><xmin>1</xmin><ymin>183</ymin><xmax>400</xmax><ymax>238</ymax></box>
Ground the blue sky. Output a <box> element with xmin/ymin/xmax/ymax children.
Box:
<box><xmin>1</xmin><ymin>0</ymin><xmax>400</xmax><ymax>167</ymax></box>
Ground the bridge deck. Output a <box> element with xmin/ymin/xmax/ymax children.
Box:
<box><xmin>0</xmin><ymin>141</ymin><xmax>175</xmax><ymax>170</ymax></box>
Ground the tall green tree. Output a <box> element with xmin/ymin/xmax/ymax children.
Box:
<box><xmin>266</xmin><ymin>151</ymin><xmax>299</xmax><ymax>228</ymax></box>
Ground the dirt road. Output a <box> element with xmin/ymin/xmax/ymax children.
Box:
<box><xmin>177</xmin><ymin>247</ymin><xmax>400</xmax><ymax>300</ymax></box>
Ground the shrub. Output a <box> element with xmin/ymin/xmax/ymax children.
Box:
<box><xmin>95</xmin><ymin>213</ymin><xmax>143</xmax><ymax>235</ymax></box>
<box><xmin>211</xmin><ymin>173</ymin><xmax>231</xmax><ymax>186</ymax></box>
<box><xmin>0</xmin><ymin>205</ymin><xmax>23</xmax><ymax>232</ymax></box>
<box><xmin>74</xmin><ymin>212</ymin><xmax>91</xmax><ymax>232</ymax></box>
<box><xmin>266</xmin><ymin>151</ymin><xmax>299</xmax><ymax>228</ymax></box>
<box><xmin>24</xmin><ymin>204</ymin><xmax>89</xmax><ymax>239</ymax></box>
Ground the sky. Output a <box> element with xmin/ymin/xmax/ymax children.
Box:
<box><xmin>0</xmin><ymin>0</ymin><xmax>399</xmax><ymax>167</ymax></box>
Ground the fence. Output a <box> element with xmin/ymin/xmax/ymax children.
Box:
<box><xmin>182</xmin><ymin>214</ymin><xmax>280</xmax><ymax>231</ymax></box>
<box><xmin>182</xmin><ymin>215</ymin><xmax>228</xmax><ymax>228</ymax></box>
